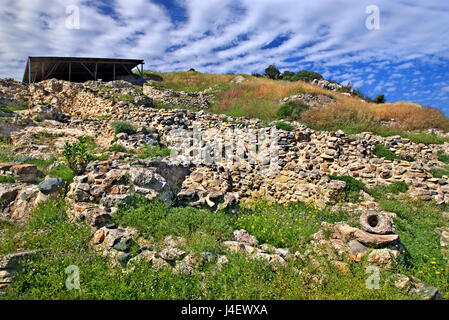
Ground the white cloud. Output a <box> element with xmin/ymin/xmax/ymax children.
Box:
<box><xmin>1</xmin><ymin>0</ymin><xmax>449</xmax><ymax>90</ymax></box>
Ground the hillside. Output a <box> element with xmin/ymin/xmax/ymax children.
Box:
<box><xmin>0</xmin><ymin>73</ymin><xmax>448</xmax><ymax>300</ymax></box>
<box><xmin>144</xmin><ymin>71</ymin><xmax>449</xmax><ymax>136</ymax></box>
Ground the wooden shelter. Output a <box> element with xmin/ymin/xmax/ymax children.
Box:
<box><xmin>22</xmin><ymin>56</ymin><xmax>145</xmax><ymax>84</ymax></box>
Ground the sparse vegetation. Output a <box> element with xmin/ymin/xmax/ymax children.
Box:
<box><xmin>111</xmin><ymin>121</ymin><xmax>137</xmax><ymax>135</ymax></box>
<box><xmin>276</xmin><ymin>100</ymin><xmax>310</xmax><ymax>120</ymax></box>
<box><xmin>0</xmin><ymin>174</ymin><xmax>16</xmax><ymax>183</ymax></box>
<box><xmin>138</xmin><ymin>144</ymin><xmax>171</xmax><ymax>159</ymax></box>
<box><xmin>108</xmin><ymin>144</ymin><xmax>129</xmax><ymax>153</ymax></box>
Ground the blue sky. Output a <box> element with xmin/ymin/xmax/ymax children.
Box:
<box><xmin>1</xmin><ymin>0</ymin><xmax>449</xmax><ymax>114</ymax></box>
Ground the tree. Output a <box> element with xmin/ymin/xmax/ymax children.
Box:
<box><xmin>292</xmin><ymin>70</ymin><xmax>324</xmax><ymax>83</ymax></box>
<box><xmin>280</xmin><ymin>71</ymin><xmax>295</xmax><ymax>80</ymax></box>
<box><xmin>264</xmin><ymin>65</ymin><xmax>281</xmax><ymax>80</ymax></box>
<box><xmin>374</xmin><ymin>94</ymin><xmax>386</xmax><ymax>104</ymax></box>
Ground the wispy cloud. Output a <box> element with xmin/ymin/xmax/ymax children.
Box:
<box><xmin>1</xmin><ymin>0</ymin><xmax>448</xmax><ymax>113</ymax></box>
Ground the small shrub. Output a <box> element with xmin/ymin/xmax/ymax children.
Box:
<box><xmin>275</xmin><ymin>121</ymin><xmax>295</xmax><ymax>131</ymax></box>
<box><xmin>111</xmin><ymin>121</ymin><xmax>136</xmax><ymax>135</ymax></box>
<box><xmin>63</xmin><ymin>137</ymin><xmax>93</xmax><ymax>175</ymax></box>
<box><xmin>374</xmin><ymin>94</ymin><xmax>386</xmax><ymax>104</ymax></box>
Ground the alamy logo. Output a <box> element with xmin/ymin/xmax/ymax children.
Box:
<box><xmin>365</xmin><ymin>265</ymin><xmax>380</xmax><ymax>289</ymax></box>
<box><xmin>169</xmin><ymin>121</ymin><xmax>280</xmax><ymax>176</ymax></box>
<box><xmin>65</xmin><ymin>5</ymin><xmax>80</xmax><ymax>30</ymax></box>
<box><xmin>365</xmin><ymin>5</ymin><xmax>381</xmax><ymax>30</ymax></box>
<box><xmin>65</xmin><ymin>265</ymin><xmax>80</xmax><ymax>290</ymax></box>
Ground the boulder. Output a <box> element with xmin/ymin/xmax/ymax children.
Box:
<box><xmin>233</xmin><ymin>229</ymin><xmax>258</xmax><ymax>246</ymax></box>
<box><xmin>10</xmin><ymin>164</ymin><xmax>41</xmax><ymax>183</ymax></box>
<box><xmin>38</xmin><ymin>177</ymin><xmax>65</xmax><ymax>195</ymax></box>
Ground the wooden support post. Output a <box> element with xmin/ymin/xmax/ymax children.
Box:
<box><xmin>113</xmin><ymin>64</ymin><xmax>115</xmax><ymax>80</ymax></box>
<box><xmin>28</xmin><ymin>58</ymin><xmax>31</xmax><ymax>84</ymax></box>
<box><xmin>95</xmin><ymin>63</ymin><xmax>98</xmax><ymax>81</ymax></box>
<box><xmin>69</xmin><ymin>62</ymin><xmax>72</xmax><ymax>82</ymax></box>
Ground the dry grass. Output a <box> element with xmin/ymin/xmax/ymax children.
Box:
<box><xmin>302</xmin><ymin>95</ymin><xmax>449</xmax><ymax>132</ymax></box>
<box><xmin>145</xmin><ymin>70</ymin><xmax>449</xmax><ymax>133</ymax></box>
<box><xmin>210</xmin><ymin>77</ymin><xmax>332</xmax><ymax>119</ymax></box>
<box><xmin>145</xmin><ymin>71</ymin><xmax>236</xmax><ymax>92</ymax></box>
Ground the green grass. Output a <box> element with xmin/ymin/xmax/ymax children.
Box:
<box><xmin>373</xmin><ymin>143</ymin><xmax>414</xmax><ymax>161</ymax></box>
<box><xmin>45</xmin><ymin>163</ymin><xmax>74</xmax><ymax>184</ymax></box>
<box><xmin>138</xmin><ymin>144</ymin><xmax>171</xmax><ymax>159</ymax></box>
<box><xmin>235</xmin><ymin>201</ymin><xmax>355</xmax><ymax>251</ymax></box>
<box><xmin>277</xmin><ymin>101</ymin><xmax>310</xmax><ymax>120</ymax></box>
<box><xmin>275</xmin><ymin>121</ymin><xmax>295</xmax><ymax>131</ymax></box>
<box><xmin>368</xmin><ymin>181</ymin><xmax>409</xmax><ymax>199</ymax></box>
<box><xmin>113</xmin><ymin>196</ymin><xmax>233</xmax><ymax>242</ymax></box>
<box><xmin>0</xmin><ymin>102</ymin><xmax>29</xmax><ymax>114</ymax></box>
<box><xmin>2</xmin><ymin>191</ymin><xmax>448</xmax><ymax>300</ymax></box>
<box><xmin>0</xmin><ymin>174</ymin><xmax>16</xmax><ymax>183</ymax></box>
<box><xmin>430</xmin><ymin>166</ymin><xmax>449</xmax><ymax>178</ymax></box>
<box><xmin>328</xmin><ymin>175</ymin><xmax>367</xmax><ymax>203</ymax></box>
<box><xmin>438</xmin><ymin>150</ymin><xmax>449</xmax><ymax>164</ymax></box>
<box><xmin>377</xmin><ymin>198</ymin><xmax>449</xmax><ymax>295</ymax></box>
<box><xmin>118</xmin><ymin>94</ymin><xmax>135</xmax><ymax>103</ymax></box>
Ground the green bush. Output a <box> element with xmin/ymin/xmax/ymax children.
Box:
<box><xmin>275</xmin><ymin>121</ymin><xmax>295</xmax><ymax>131</ymax></box>
<box><xmin>276</xmin><ymin>101</ymin><xmax>309</xmax><ymax>120</ymax></box>
<box><xmin>290</xmin><ymin>70</ymin><xmax>323</xmax><ymax>83</ymax></box>
<box><xmin>111</xmin><ymin>121</ymin><xmax>136</xmax><ymax>135</ymax></box>
<box><xmin>374</xmin><ymin>94</ymin><xmax>386</xmax><ymax>104</ymax></box>
<box><xmin>63</xmin><ymin>137</ymin><xmax>93</xmax><ymax>175</ymax></box>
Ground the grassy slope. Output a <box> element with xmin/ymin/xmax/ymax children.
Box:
<box><xmin>144</xmin><ymin>71</ymin><xmax>449</xmax><ymax>140</ymax></box>
<box><xmin>1</xmin><ymin>189</ymin><xmax>448</xmax><ymax>300</ymax></box>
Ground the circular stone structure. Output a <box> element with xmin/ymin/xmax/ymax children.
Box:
<box><xmin>360</xmin><ymin>211</ymin><xmax>394</xmax><ymax>235</ymax></box>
